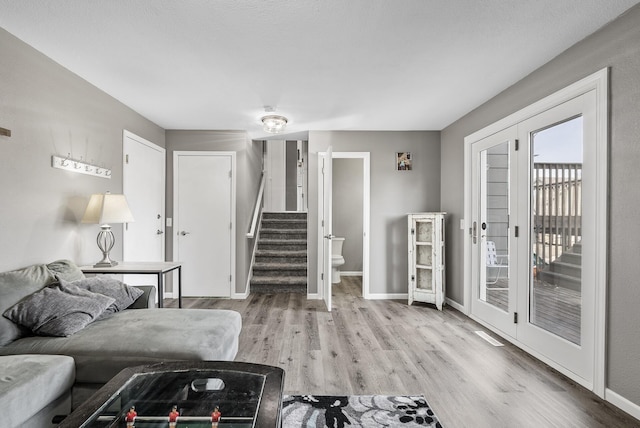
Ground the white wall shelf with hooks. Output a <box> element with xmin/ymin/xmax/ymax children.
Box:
<box><xmin>51</xmin><ymin>154</ymin><xmax>111</xmax><ymax>179</ymax></box>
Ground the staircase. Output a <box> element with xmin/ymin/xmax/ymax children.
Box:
<box><xmin>537</xmin><ymin>242</ymin><xmax>582</xmax><ymax>291</ymax></box>
<box><xmin>250</xmin><ymin>212</ymin><xmax>307</xmax><ymax>293</ymax></box>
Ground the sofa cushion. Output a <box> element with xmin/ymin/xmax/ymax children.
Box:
<box><xmin>47</xmin><ymin>259</ymin><xmax>86</xmax><ymax>282</ymax></box>
<box><xmin>0</xmin><ymin>354</ymin><xmax>75</xmax><ymax>427</ymax></box>
<box><xmin>0</xmin><ymin>264</ymin><xmax>56</xmax><ymax>346</ymax></box>
<box><xmin>4</xmin><ymin>282</ymin><xmax>115</xmax><ymax>337</ymax></box>
<box><xmin>0</xmin><ymin>308</ymin><xmax>242</xmax><ymax>384</ymax></box>
<box><xmin>58</xmin><ymin>276</ymin><xmax>144</xmax><ymax>318</ymax></box>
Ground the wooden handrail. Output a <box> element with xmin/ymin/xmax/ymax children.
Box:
<box><xmin>246</xmin><ymin>174</ymin><xmax>266</xmax><ymax>238</ymax></box>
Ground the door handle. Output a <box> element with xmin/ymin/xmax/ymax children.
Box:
<box><xmin>180</xmin><ymin>231</ymin><xmax>191</xmax><ymax>236</ymax></box>
<box><xmin>324</xmin><ymin>234</ymin><xmax>334</xmax><ymax>240</ymax></box>
<box><xmin>157</xmin><ymin>229</ymin><xmax>164</xmax><ymax>235</ymax></box>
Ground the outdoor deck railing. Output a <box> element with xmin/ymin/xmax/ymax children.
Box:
<box><xmin>532</xmin><ymin>162</ymin><xmax>582</xmax><ymax>266</ymax></box>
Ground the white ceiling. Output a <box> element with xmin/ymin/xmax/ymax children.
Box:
<box><xmin>1</xmin><ymin>1</ymin><xmax>638</xmax><ymax>139</ymax></box>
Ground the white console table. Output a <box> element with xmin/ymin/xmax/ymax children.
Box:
<box><xmin>80</xmin><ymin>262</ymin><xmax>182</xmax><ymax>308</ymax></box>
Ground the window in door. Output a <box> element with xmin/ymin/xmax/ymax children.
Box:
<box><xmin>530</xmin><ymin>116</ymin><xmax>583</xmax><ymax>345</ymax></box>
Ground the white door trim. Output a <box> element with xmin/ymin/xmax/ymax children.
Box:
<box><xmin>173</xmin><ymin>151</ymin><xmax>236</xmax><ymax>297</ymax></box>
<box><xmin>463</xmin><ymin>68</ymin><xmax>608</xmax><ymax>396</ymax></box>
<box><xmin>331</xmin><ymin>152</ymin><xmax>371</xmax><ymax>299</ymax></box>
<box><xmin>123</xmin><ymin>129</ymin><xmax>165</xmax><ymax>154</ymax></box>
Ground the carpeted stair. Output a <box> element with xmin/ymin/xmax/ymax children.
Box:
<box><xmin>251</xmin><ymin>212</ymin><xmax>307</xmax><ymax>293</ymax></box>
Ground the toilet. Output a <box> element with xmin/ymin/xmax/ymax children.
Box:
<box><xmin>331</xmin><ymin>237</ymin><xmax>346</xmax><ymax>284</ymax></box>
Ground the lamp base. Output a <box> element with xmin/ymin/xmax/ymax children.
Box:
<box><xmin>94</xmin><ymin>225</ymin><xmax>118</xmax><ymax>268</ymax></box>
<box><xmin>93</xmin><ymin>260</ymin><xmax>119</xmax><ymax>268</ymax></box>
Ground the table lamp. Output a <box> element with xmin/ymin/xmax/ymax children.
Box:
<box><xmin>82</xmin><ymin>192</ymin><xmax>135</xmax><ymax>267</ymax></box>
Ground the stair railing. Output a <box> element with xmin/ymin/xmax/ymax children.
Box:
<box><xmin>246</xmin><ymin>174</ymin><xmax>266</xmax><ymax>239</ymax></box>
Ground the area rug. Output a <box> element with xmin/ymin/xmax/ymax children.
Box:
<box><xmin>282</xmin><ymin>395</ymin><xmax>443</xmax><ymax>427</ymax></box>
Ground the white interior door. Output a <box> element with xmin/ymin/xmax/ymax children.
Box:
<box><xmin>122</xmin><ymin>131</ymin><xmax>165</xmax><ymax>286</ymax></box>
<box><xmin>319</xmin><ymin>147</ymin><xmax>333</xmax><ymax>311</ymax></box>
<box><xmin>174</xmin><ymin>151</ymin><xmax>235</xmax><ymax>298</ymax></box>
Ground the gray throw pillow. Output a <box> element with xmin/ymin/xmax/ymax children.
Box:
<box><xmin>3</xmin><ymin>282</ymin><xmax>114</xmax><ymax>337</ymax></box>
<box><xmin>47</xmin><ymin>259</ymin><xmax>86</xmax><ymax>282</ymax></box>
<box><xmin>59</xmin><ymin>276</ymin><xmax>144</xmax><ymax>318</ymax></box>
<box><xmin>0</xmin><ymin>264</ymin><xmax>56</xmax><ymax>345</ymax></box>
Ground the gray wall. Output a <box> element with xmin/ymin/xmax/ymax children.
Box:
<box><xmin>440</xmin><ymin>4</ymin><xmax>640</xmax><ymax>406</ymax></box>
<box><xmin>309</xmin><ymin>131</ymin><xmax>441</xmax><ymax>295</ymax></box>
<box><xmin>332</xmin><ymin>158</ymin><xmax>364</xmax><ymax>272</ymax></box>
<box><xmin>0</xmin><ymin>28</ymin><xmax>165</xmax><ymax>272</ymax></box>
<box><xmin>164</xmin><ymin>131</ymin><xmax>263</xmax><ymax>294</ymax></box>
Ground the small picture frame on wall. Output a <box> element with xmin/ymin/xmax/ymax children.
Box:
<box><xmin>396</xmin><ymin>152</ymin><xmax>412</xmax><ymax>171</ymax></box>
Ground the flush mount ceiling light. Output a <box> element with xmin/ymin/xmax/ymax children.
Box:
<box><xmin>261</xmin><ymin>114</ymin><xmax>288</xmax><ymax>133</ymax></box>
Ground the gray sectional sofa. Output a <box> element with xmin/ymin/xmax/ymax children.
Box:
<box><xmin>0</xmin><ymin>260</ymin><xmax>243</xmax><ymax>427</ymax></box>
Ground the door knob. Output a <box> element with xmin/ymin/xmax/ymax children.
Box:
<box><xmin>324</xmin><ymin>234</ymin><xmax>334</xmax><ymax>239</ymax></box>
<box><xmin>180</xmin><ymin>231</ymin><xmax>191</xmax><ymax>236</ymax></box>
<box><xmin>157</xmin><ymin>229</ymin><xmax>164</xmax><ymax>235</ymax></box>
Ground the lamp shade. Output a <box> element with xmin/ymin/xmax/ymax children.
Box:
<box><xmin>82</xmin><ymin>192</ymin><xmax>135</xmax><ymax>225</ymax></box>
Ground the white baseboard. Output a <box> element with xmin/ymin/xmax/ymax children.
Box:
<box><xmin>232</xmin><ymin>289</ymin><xmax>249</xmax><ymax>299</ymax></box>
<box><xmin>340</xmin><ymin>271</ymin><xmax>362</xmax><ymax>277</ymax></box>
<box><xmin>365</xmin><ymin>293</ymin><xmax>408</xmax><ymax>300</ymax></box>
<box><xmin>606</xmin><ymin>389</ymin><xmax>640</xmax><ymax>421</ymax></box>
<box><xmin>307</xmin><ymin>293</ymin><xmax>321</xmax><ymax>300</ymax></box>
<box><xmin>445</xmin><ymin>298</ymin><xmax>465</xmax><ymax>312</ymax></box>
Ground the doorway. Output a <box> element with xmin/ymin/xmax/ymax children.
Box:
<box><xmin>318</xmin><ymin>151</ymin><xmax>370</xmax><ymax>310</ymax></box>
<box><xmin>464</xmin><ymin>69</ymin><xmax>608</xmax><ymax>394</ymax></box>
<box><xmin>173</xmin><ymin>151</ymin><xmax>236</xmax><ymax>297</ymax></box>
<box><xmin>332</xmin><ymin>153</ymin><xmax>370</xmax><ymax>298</ymax></box>
<box><xmin>264</xmin><ymin>140</ymin><xmax>308</xmax><ymax>212</ymax></box>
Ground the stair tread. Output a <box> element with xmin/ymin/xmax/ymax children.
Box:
<box><xmin>256</xmin><ymin>249</ymin><xmax>307</xmax><ymax>255</ymax></box>
<box><xmin>251</xmin><ymin>284</ymin><xmax>306</xmax><ymax>294</ymax></box>
<box><xmin>250</xmin><ymin>276</ymin><xmax>307</xmax><ymax>284</ymax></box>
<box><xmin>260</xmin><ymin>229</ymin><xmax>307</xmax><ymax>234</ymax></box>
<box><xmin>550</xmin><ymin>261</ymin><xmax>581</xmax><ymax>268</ymax></box>
<box><xmin>539</xmin><ymin>271</ymin><xmax>581</xmax><ymax>283</ymax></box>
<box><xmin>254</xmin><ymin>263</ymin><xmax>307</xmax><ymax>269</ymax></box>
<box><xmin>259</xmin><ymin>239</ymin><xmax>307</xmax><ymax>244</ymax></box>
<box><xmin>253</xmin><ymin>262</ymin><xmax>307</xmax><ymax>268</ymax></box>
<box><xmin>262</xmin><ymin>219</ymin><xmax>307</xmax><ymax>223</ymax></box>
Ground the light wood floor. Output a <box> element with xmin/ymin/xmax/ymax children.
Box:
<box><xmin>164</xmin><ymin>277</ymin><xmax>638</xmax><ymax>427</ymax></box>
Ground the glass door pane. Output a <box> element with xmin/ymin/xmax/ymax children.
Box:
<box><xmin>480</xmin><ymin>142</ymin><xmax>510</xmax><ymax>312</ymax></box>
<box><xmin>530</xmin><ymin>116</ymin><xmax>583</xmax><ymax>345</ymax></box>
<box><xmin>415</xmin><ymin>220</ymin><xmax>434</xmax><ymax>292</ymax></box>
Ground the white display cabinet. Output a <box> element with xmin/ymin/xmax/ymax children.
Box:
<box><xmin>408</xmin><ymin>212</ymin><xmax>446</xmax><ymax>310</ymax></box>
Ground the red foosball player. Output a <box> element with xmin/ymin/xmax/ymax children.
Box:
<box><xmin>211</xmin><ymin>406</ymin><xmax>221</xmax><ymax>428</ymax></box>
<box><xmin>125</xmin><ymin>406</ymin><xmax>137</xmax><ymax>428</ymax></box>
<box><xmin>168</xmin><ymin>405</ymin><xmax>180</xmax><ymax>428</ymax></box>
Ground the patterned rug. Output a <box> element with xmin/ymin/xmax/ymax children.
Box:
<box><xmin>282</xmin><ymin>395</ymin><xmax>443</xmax><ymax>427</ymax></box>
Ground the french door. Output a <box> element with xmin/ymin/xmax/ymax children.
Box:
<box><xmin>471</xmin><ymin>126</ymin><xmax>518</xmax><ymax>338</ymax></box>
<box><xmin>469</xmin><ymin>89</ymin><xmax>601</xmax><ymax>387</ymax></box>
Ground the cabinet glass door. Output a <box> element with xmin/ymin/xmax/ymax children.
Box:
<box><xmin>415</xmin><ymin>219</ymin><xmax>433</xmax><ymax>293</ymax></box>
